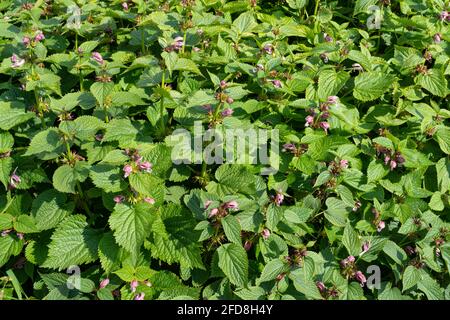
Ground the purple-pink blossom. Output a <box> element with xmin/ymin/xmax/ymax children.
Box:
<box><xmin>261</xmin><ymin>229</ymin><xmax>270</xmax><ymax>240</ymax></box>
<box><xmin>340</xmin><ymin>159</ymin><xmax>349</xmax><ymax>169</ymax></box>
<box><xmin>361</xmin><ymin>241</ymin><xmax>370</xmax><ymax>254</ymax></box>
<box><xmin>304</xmin><ymin>115</ymin><xmax>314</xmax><ymax>127</ymax></box>
<box><xmin>316</xmin><ymin>281</ymin><xmax>326</xmax><ymax>292</ymax></box>
<box><xmin>327</xmin><ymin>96</ymin><xmax>338</xmax><ymax>104</ymax></box>
<box><xmin>433</xmin><ymin>33</ymin><xmax>442</xmax><ymax>43</ymax></box>
<box><xmin>204</xmin><ymin>200</ymin><xmax>212</xmax><ymax>209</ymax></box>
<box><xmin>244</xmin><ymin>240</ymin><xmax>252</xmax><ymax>251</ymax></box>
<box><xmin>114</xmin><ymin>195</ymin><xmax>125</xmax><ymax>204</ymax></box>
<box><xmin>221</xmin><ymin>108</ymin><xmax>233</xmax><ymax>117</ymax></box>
<box><xmin>134</xmin><ymin>293</ymin><xmax>145</xmax><ymax>300</ymax></box>
<box><xmin>9</xmin><ymin>170</ymin><xmax>21</xmax><ymax>188</ymax></box>
<box><xmin>355</xmin><ymin>271</ymin><xmax>367</xmax><ymax>287</ymax></box>
<box><xmin>272</xmin><ymin>80</ymin><xmax>282</xmax><ymax>88</ymax></box>
<box><xmin>223</xmin><ymin>200</ymin><xmax>239</xmax><ymax>210</ymax></box>
<box><xmin>320</xmin><ymin>121</ymin><xmax>330</xmax><ymax>133</ymax></box>
<box><xmin>91</xmin><ymin>52</ymin><xmax>104</xmax><ymax>64</ymax></box>
<box><xmin>139</xmin><ymin>161</ymin><xmax>152</xmax><ymax>173</ymax></box>
<box><xmin>377</xmin><ymin>220</ymin><xmax>385</xmax><ymax>232</ymax></box>
<box><xmin>172</xmin><ymin>36</ymin><xmax>184</xmax><ymax>51</ymax></box>
<box><xmin>34</xmin><ymin>31</ymin><xmax>45</xmax><ymax>42</ymax></box>
<box><xmin>274</xmin><ymin>192</ymin><xmax>284</xmax><ymax>206</ymax></box>
<box><xmin>389</xmin><ymin>160</ymin><xmax>397</xmax><ymax>170</ymax></box>
<box><xmin>123</xmin><ymin>164</ymin><xmax>133</xmax><ymax>178</ymax></box>
<box><xmin>130</xmin><ymin>280</ymin><xmax>138</xmax><ymax>293</ymax></box>
<box><xmin>122</xmin><ymin>2</ymin><xmax>129</xmax><ymax>10</ymax></box>
<box><xmin>226</xmin><ymin>97</ymin><xmax>234</xmax><ymax>104</ymax></box>
<box><xmin>22</xmin><ymin>36</ymin><xmax>30</xmax><ymax>46</ymax></box>
<box><xmin>143</xmin><ymin>197</ymin><xmax>155</xmax><ymax>204</ymax></box>
<box><xmin>263</xmin><ymin>44</ymin><xmax>273</xmax><ymax>54</ymax></box>
<box><xmin>208</xmin><ymin>208</ymin><xmax>219</xmax><ymax>218</ymax></box>
<box><xmin>11</xmin><ymin>54</ymin><xmax>25</xmax><ymax>68</ymax></box>
<box><xmin>17</xmin><ymin>232</ymin><xmax>24</xmax><ymax>240</ymax></box>
<box><xmin>99</xmin><ymin>278</ymin><xmax>110</xmax><ymax>289</ymax></box>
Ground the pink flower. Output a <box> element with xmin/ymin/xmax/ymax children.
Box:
<box><xmin>16</xmin><ymin>232</ymin><xmax>24</xmax><ymax>240</ymax></box>
<box><xmin>34</xmin><ymin>31</ymin><xmax>45</xmax><ymax>42</ymax></box>
<box><xmin>340</xmin><ymin>159</ymin><xmax>349</xmax><ymax>169</ymax></box>
<box><xmin>384</xmin><ymin>155</ymin><xmax>390</xmax><ymax>165</ymax></box>
<box><xmin>316</xmin><ymin>281</ymin><xmax>326</xmax><ymax>292</ymax></box>
<box><xmin>352</xmin><ymin>201</ymin><xmax>361</xmax><ymax>212</ymax></box>
<box><xmin>272</xmin><ymin>80</ymin><xmax>282</xmax><ymax>88</ymax></box>
<box><xmin>220</xmin><ymin>80</ymin><xmax>228</xmax><ymax>89</ymax></box>
<box><xmin>9</xmin><ymin>170</ymin><xmax>21</xmax><ymax>189</ymax></box>
<box><xmin>377</xmin><ymin>220</ymin><xmax>385</xmax><ymax>232</ymax></box>
<box><xmin>347</xmin><ymin>255</ymin><xmax>355</xmax><ymax>263</ymax></box>
<box><xmin>389</xmin><ymin>160</ymin><xmax>397</xmax><ymax>170</ymax></box>
<box><xmin>327</xmin><ymin>96</ymin><xmax>338</xmax><ymax>104</ymax></box>
<box><xmin>282</xmin><ymin>143</ymin><xmax>296</xmax><ymax>153</ymax></box>
<box><xmin>439</xmin><ymin>11</ymin><xmax>449</xmax><ymax>21</ymax></box>
<box><xmin>355</xmin><ymin>271</ymin><xmax>366</xmax><ymax>287</ymax></box>
<box><xmin>172</xmin><ymin>36</ymin><xmax>184</xmax><ymax>50</ymax></box>
<box><xmin>226</xmin><ymin>97</ymin><xmax>234</xmax><ymax>104</ymax></box>
<box><xmin>91</xmin><ymin>52</ymin><xmax>104</xmax><ymax>64</ymax></box>
<box><xmin>321</xmin><ymin>112</ymin><xmax>330</xmax><ymax>119</ymax></box>
<box><xmin>134</xmin><ymin>293</ymin><xmax>145</xmax><ymax>300</ymax></box>
<box><xmin>434</xmin><ymin>33</ymin><xmax>442</xmax><ymax>43</ymax></box>
<box><xmin>1</xmin><ymin>230</ymin><xmax>11</xmax><ymax>237</ymax></box>
<box><xmin>361</xmin><ymin>241</ymin><xmax>370</xmax><ymax>254</ymax></box>
<box><xmin>143</xmin><ymin>197</ymin><xmax>155</xmax><ymax>204</ymax></box>
<box><xmin>130</xmin><ymin>280</ymin><xmax>138</xmax><ymax>292</ymax></box>
<box><xmin>263</xmin><ymin>44</ymin><xmax>273</xmax><ymax>54</ymax></box>
<box><xmin>274</xmin><ymin>192</ymin><xmax>284</xmax><ymax>206</ymax></box>
<box><xmin>208</xmin><ymin>208</ymin><xmax>218</xmax><ymax>218</ymax></box>
<box><xmin>138</xmin><ymin>161</ymin><xmax>152</xmax><ymax>173</ymax></box>
<box><xmin>223</xmin><ymin>201</ymin><xmax>239</xmax><ymax>210</ymax></box>
<box><xmin>221</xmin><ymin>108</ymin><xmax>233</xmax><ymax>117</ymax></box>
<box><xmin>405</xmin><ymin>246</ymin><xmax>416</xmax><ymax>255</ymax></box>
<box><xmin>304</xmin><ymin>115</ymin><xmax>314</xmax><ymax>127</ymax></box>
<box><xmin>261</xmin><ymin>229</ymin><xmax>270</xmax><ymax>240</ymax></box>
<box><xmin>204</xmin><ymin>200</ymin><xmax>212</xmax><ymax>209</ymax></box>
<box><xmin>22</xmin><ymin>36</ymin><xmax>30</xmax><ymax>46</ymax></box>
<box><xmin>99</xmin><ymin>278</ymin><xmax>110</xmax><ymax>289</ymax></box>
<box><xmin>324</xmin><ymin>33</ymin><xmax>333</xmax><ymax>42</ymax></box>
<box><xmin>11</xmin><ymin>54</ymin><xmax>25</xmax><ymax>68</ymax></box>
<box><xmin>122</xmin><ymin>2</ymin><xmax>128</xmax><ymax>10</ymax></box>
<box><xmin>123</xmin><ymin>164</ymin><xmax>133</xmax><ymax>178</ymax></box>
<box><xmin>320</xmin><ymin>121</ymin><xmax>330</xmax><ymax>133</ymax></box>
<box><xmin>244</xmin><ymin>240</ymin><xmax>252</xmax><ymax>251</ymax></box>
<box><xmin>192</xmin><ymin>47</ymin><xmax>201</xmax><ymax>52</ymax></box>
<box><xmin>114</xmin><ymin>195</ymin><xmax>125</xmax><ymax>204</ymax></box>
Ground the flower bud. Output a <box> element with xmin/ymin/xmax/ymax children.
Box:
<box><xmin>304</xmin><ymin>115</ymin><xmax>314</xmax><ymax>127</ymax></box>
<box><xmin>244</xmin><ymin>240</ymin><xmax>252</xmax><ymax>251</ymax></box>
<box><xmin>377</xmin><ymin>220</ymin><xmax>385</xmax><ymax>232</ymax></box>
<box><xmin>224</xmin><ymin>200</ymin><xmax>239</xmax><ymax>210</ymax></box>
<box><xmin>99</xmin><ymin>278</ymin><xmax>110</xmax><ymax>289</ymax></box>
<box><xmin>123</xmin><ymin>164</ymin><xmax>133</xmax><ymax>178</ymax></box>
<box><xmin>138</xmin><ymin>161</ymin><xmax>153</xmax><ymax>173</ymax></box>
<box><xmin>327</xmin><ymin>96</ymin><xmax>338</xmax><ymax>104</ymax></box>
<box><xmin>122</xmin><ymin>2</ymin><xmax>129</xmax><ymax>10</ymax></box>
<box><xmin>221</xmin><ymin>108</ymin><xmax>233</xmax><ymax>117</ymax></box>
<box><xmin>272</xmin><ymin>80</ymin><xmax>282</xmax><ymax>88</ymax></box>
<box><xmin>134</xmin><ymin>293</ymin><xmax>145</xmax><ymax>300</ymax></box>
<box><xmin>91</xmin><ymin>52</ymin><xmax>104</xmax><ymax>64</ymax></box>
<box><xmin>316</xmin><ymin>281</ymin><xmax>326</xmax><ymax>292</ymax></box>
<box><xmin>389</xmin><ymin>160</ymin><xmax>397</xmax><ymax>170</ymax></box>
<box><xmin>34</xmin><ymin>31</ymin><xmax>45</xmax><ymax>42</ymax></box>
<box><xmin>226</xmin><ymin>97</ymin><xmax>234</xmax><ymax>104</ymax></box>
<box><xmin>10</xmin><ymin>54</ymin><xmax>25</xmax><ymax>68</ymax></box>
<box><xmin>433</xmin><ymin>33</ymin><xmax>442</xmax><ymax>43</ymax></box>
<box><xmin>130</xmin><ymin>280</ymin><xmax>138</xmax><ymax>292</ymax></box>
<box><xmin>361</xmin><ymin>241</ymin><xmax>370</xmax><ymax>254</ymax></box>
<box><xmin>355</xmin><ymin>271</ymin><xmax>367</xmax><ymax>287</ymax></box>
<box><xmin>340</xmin><ymin>159</ymin><xmax>349</xmax><ymax>169</ymax></box>
<box><xmin>320</xmin><ymin>121</ymin><xmax>330</xmax><ymax>133</ymax></box>
<box><xmin>261</xmin><ymin>229</ymin><xmax>270</xmax><ymax>240</ymax></box>
<box><xmin>144</xmin><ymin>197</ymin><xmax>155</xmax><ymax>204</ymax></box>
<box><xmin>208</xmin><ymin>208</ymin><xmax>219</xmax><ymax>218</ymax></box>
<box><xmin>204</xmin><ymin>200</ymin><xmax>212</xmax><ymax>209</ymax></box>
<box><xmin>274</xmin><ymin>192</ymin><xmax>284</xmax><ymax>206</ymax></box>
<box><xmin>22</xmin><ymin>36</ymin><xmax>30</xmax><ymax>46</ymax></box>
<box><xmin>114</xmin><ymin>195</ymin><xmax>125</xmax><ymax>204</ymax></box>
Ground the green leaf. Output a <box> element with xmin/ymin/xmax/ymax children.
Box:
<box><xmin>342</xmin><ymin>223</ymin><xmax>361</xmax><ymax>256</ymax></box>
<box><xmin>50</xmin><ymin>92</ymin><xmax>96</xmax><ymax>112</ymax></box>
<box><xmin>53</xmin><ymin>165</ymin><xmax>77</xmax><ymax>194</ymax></box>
<box><xmin>109</xmin><ymin>203</ymin><xmax>154</xmax><ymax>254</ymax></box>
<box><xmin>353</xmin><ymin>0</ymin><xmax>378</xmax><ymax>15</ymax></box>
<box><xmin>383</xmin><ymin>240</ymin><xmax>407</xmax><ymax>265</ymax></box>
<box><xmin>98</xmin><ymin>232</ymin><xmax>123</xmax><ymax>274</ymax></box>
<box><xmin>24</xmin><ymin>128</ymin><xmax>65</xmax><ymax>160</ymax></box>
<box><xmin>353</xmin><ymin>72</ymin><xmax>395</xmax><ymax>101</ymax></box>
<box><xmin>89</xmin><ymin>164</ymin><xmax>127</xmax><ymax>193</ymax></box>
<box><xmin>434</xmin><ymin>126</ymin><xmax>450</xmax><ymax>155</ymax></box>
<box><xmin>317</xmin><ymin>69</ymin><xmax>350</xmax><ymax>101</ymax></box>
<box><xmin>0</xmin><ymin>235</ymin><xmax>23</xmax><ymax>268</ymax></box>
<box><xmin>128</xmin><ymin>173</ymin><xmax>165</xmax><ymax>204</ymax></box>
<box><xmin>416</xmin><ymin>69</ymin><xmax>448</xmax><ymax>98</ymax></box>
<box><xmin>221</xmin><ymin>215</ymin><xmax>241</xmax><ymax>245</ymax></box>
<box><xmin>402</xmin><ymin>265</ymin><xmax>421</xmax><ymax>292</ymax></box>
<box><xmin>217</xmin><ymin>243</ymin><xmax>248</xmax><ymax>287</ymax></box>
<box><xmin>257</xmin><ymin>259</ymin><xmax>290</xmax><ymax>284</ymax></box>
<box><xmin>417</xmin><ymin>273</ymin><xmax>444</xmax><ymax>300</ymax></box>
<box><xmin>42</xmin><ymin>215</ymin><xmax>101</xmax><ymax>270</ymax></box>
<box><xmin>367</xmin><ymin>160</ymin><xmax>389</xmax><ymax>183</ymax></box>
<box><xmin>90</xmin><ymin>81</ymin><xmax>114</xmax><ymax>106</ymax></box>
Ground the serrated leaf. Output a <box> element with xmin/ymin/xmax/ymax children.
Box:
<box><xmin>217</xmin><ymin>243</ymin><xmax>248</xmax><ymax>287</ymax></box>
<box><xmin>354</xmin><ymin>72</ymin><xmax>395</xmax><ymax>101</ymax></box>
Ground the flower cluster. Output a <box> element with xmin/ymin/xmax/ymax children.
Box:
<box><xmin>304</xmin><ymin>96</ymin><xmax>339</xmax><ymax>134</ymax></box>
<box><xmin>340</xmin><ymin>256</ymin><xmax>367</xmax><ymax>287</ymax></box>
<box><xmin>204</xmin><ymin>200</ymin><xmax>239</xmax><ymax>219</ymax></box>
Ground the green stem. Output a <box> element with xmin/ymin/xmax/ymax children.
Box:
<box><xmin>159</xmin><ymin>69</ymin><xmax>166</xmax><ymax>135</ymax></box>
<box><xmin>34</xmin><ymin>89</ymin><xmax>46</xmax><ymax>129</ymax></box>
<box><xmin>213</xmin><ymin>101</ymin><xmax>224</xmax><ymax>120</ymax></box>
<box><xmin>76</xmin><ymin>181</ymin><xmax>94</xmax><ymax>222</ymax></box>
<box><xmin>141</xmin><ymin>28</ymin><xmax>145</xmax><ymax>54</ymax></box>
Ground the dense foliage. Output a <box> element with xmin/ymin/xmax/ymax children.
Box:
<box><xmin>0</xmin><ymin>0</ymin><xmax>450</xmax><ymax>300</ymax></box>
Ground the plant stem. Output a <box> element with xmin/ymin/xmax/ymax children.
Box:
<box><xmin>141</xmin><ymin>28</ymin><xmax>145</xmax><ymax>54</ymax></box>
<box><xmin>159</xmin><ymin>68</ymin><xmax>166</xmax><ymax>135</ymax></box>
<box><xmin>76</xmin><ymin>181</ymin><xmax>94</xmax><ymax>222</ymax></box>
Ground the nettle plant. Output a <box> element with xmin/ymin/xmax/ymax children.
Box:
<box><xmin>0</xmin><ymin>0</ymin><xmax>449</xmax><ymax>300</ymax></box>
